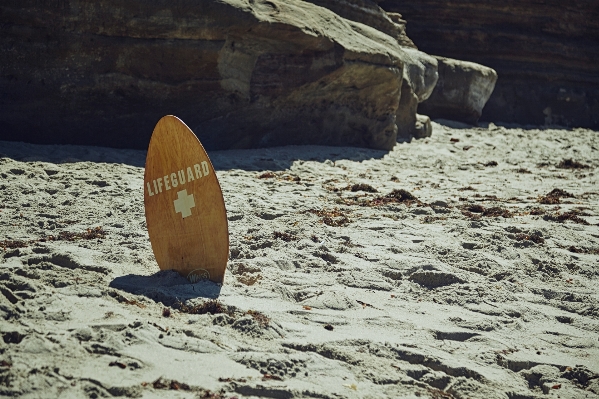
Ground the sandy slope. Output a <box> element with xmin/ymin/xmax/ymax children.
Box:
<box><xmin>0</xmin><ymin>121</ymin><xmax>598</xmax><ymax>399</ymax></box>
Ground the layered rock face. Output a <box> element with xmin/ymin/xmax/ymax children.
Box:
<box><xmin>0</xmin><ymin>0</ymin><xmax>440</xmax><ymax>151</ymax></box>
<box><xmin>382</xmin><ymin>0</ymin><xmax>599</xmax><ymax>128</ymax></box>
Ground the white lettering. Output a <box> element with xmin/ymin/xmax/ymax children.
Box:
<box><xmin>177</xmin><ymin>170</ymin><xmax>186</xmax><ymax>185</ymax></box>
<box><xmin>201</xmin><ymin>161</ymin><xmax>210</xmax><ymax>176</ymax></box>
<box><xmin>147</xmin><ymin>161</ymin><xmax>211</xmax><ymax>197</ymax></box>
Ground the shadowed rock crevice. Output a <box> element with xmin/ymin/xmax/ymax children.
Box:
<box><xmin>382</xmin><ymin>0</ymin><xmax>599</xmax><ymax>129</ymax></box>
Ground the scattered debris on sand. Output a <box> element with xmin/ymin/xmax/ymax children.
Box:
<box><xmin>557</xmin><ymin>158</ymin><xmax>589</xmax><ymax>169</ymax></box>
<box><xmin>0</xmin><ymin>122</ymin><xmax>597</xmax><ymax>398</ymax></box>
<box><xmin>538</xmin><ymin>188</ymin><xmax>575</xmax><ymax>204</ymax></box>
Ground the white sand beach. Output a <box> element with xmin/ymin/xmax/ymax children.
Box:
<box><xmin>1</xmin><ymin>121</ymin><xmax>598</xmax><ymax>398</ymax></box>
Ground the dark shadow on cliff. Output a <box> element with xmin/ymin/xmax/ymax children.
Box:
<box><xmin>109</xmin><ymin>270</ymin><xmax>221</xmax><ymax>306</ymax></box>
<box><xmin>0</xmin><ymin>140</ymin><xmax>388</xmax><ymax>171</ymax></box>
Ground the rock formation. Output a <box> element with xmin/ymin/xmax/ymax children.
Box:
<box><xmin>0</xmin><ymin>0</ymin><xmax>442</xmax><ymax>151</ymax></box>
<box><xmin>381</xmin><ymin>0</ymin><xmax>599</xmax><ymax>129</ymax></box>
<box><xmin>419</xmin><ymin>57</ymin><xmax>498</xmax><ymax>124</ymax></box>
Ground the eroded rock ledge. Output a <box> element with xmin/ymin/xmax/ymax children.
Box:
<box><xmin>0</xmin><ymin>0</ymin><xmax>419</xmax><ymax>150</ymax></box>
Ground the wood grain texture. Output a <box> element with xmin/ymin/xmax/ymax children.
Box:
<box><xmin>144</xmin><ymin>115</ymin><xmax>229</xmax><ymax>283</ymax></box>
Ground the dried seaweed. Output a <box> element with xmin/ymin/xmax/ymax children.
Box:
<box><xmin>568</xmin><ymin>246</ymin><xmax>599</xmax><ymax>255</ymax></box>
<box><xmin>177</xmin><ymin>299</ymin><xmax>232</xmax><ymax>316</ymax></box>
<box><xmin>246</xmin><ymin>310</ymin><xmax>270</xmax><ymax>327</ymax></box>
<box><xmin>348</xmin><ymin>183</ymin><xmax>377</xmax><ymax>193</ymax></box>
<box><xmin>1</xmin><ymin>226</ymin><xmax>106</xmax><ymax>250</ymax></box>
<box><xmin>514</xmin><ymin>233</ymin><xmax>545</xmax><ymax>244</ymax></box>
<box><xmin>151</xmin><ymin>378</ymin><xmax>192</xmax><ymax>391</ymax></box>
<box><xmin>484</xmin><ymin>161</ymin><xmax>498</xmax><ymax>167</ymax></box>
<box><xmin>273</xmin><ymin>231</ymin><xmax>297</xmax><ymax>242</ymax></box>
<box><xmin>258</xmin><ymin>172</ymin><xmax>276</xmax><ymax>179</ymax></box>
<box><xmin>50</xmin><ymin>226</ymin><xmax>107</xmax><ymax>241</ymax></box>
<box><xmin>308</xmin><ymin>208</ymin><xmax>351</xmax><ymax>227</ymax></box>
<box><xmin>0</xmin><ymin>239</ymin><xmax>27</xmax><ymax>250</ymax></box>
<box><xmin>110</xmin><ymin>292</ymin><xmax>146</xmax><ymax>308</ymax></box>
<box><xmin>365</xmin><ymin>189</ymin><xmax>419</xmax><ymax>207</ymax></box>
<box><xmin>281</xmin><ymin>174</ymin><xmax>301</xmax><ymax>182</ymax></box>
<box><xmin>472</xmin><ymin>194</ymin><xmax>502</xmax><ymax>201</ymax></box>
<box><xmin>257</xmin><ymin>171</ymin><xmax>300</xmax><ymax>182</ymax></box>
<box><xmin>483</xmin><ymin>207</ymin><xmax>513</xmax><ymax>218</ymax></box>
<box><xmin>538</xmin><ymin>188</ymin><xmax>575</xmax><ymax>204</ymax></box>
<box><xmin>557</xmin><ymin>159</ymin><xmax>589</xmax><ymax>169</ymax></box>
<box><xmin>386</xmin><ymin>189</ymin><xmax>417</xmax><ymax>201</ymax></box>
<box><xmin>461</xmin><ymin>204</ymin><xmax>512</xmax><ymax>218</ymax></box>
<box><xmin>464</xmin><ymin>204</ymin><xmax>485</xmax><ymax>213</ymax></box>
<box><xmin>109</xmin><ymin>361</ymin><xmax>127</xmax><ymax>369</ymax></box>
<box><xmin>422</xmin><ymin>216</ymin><xmax>447</xmax><ymax>224</ymax></box>
<box><xmin>458</xmin><ymin>186</ymin><xmax>476</xmax><ymax>191</ymax></box>
<box><xmin>543</xmin><ymin>210</ymin><xmax>590</xmax><ymax>225</ymax></box>
<box><xmin>528</xmin><ymin>207</ymin><xmax>546</xmax><ymax>215</ymax></box>
<box><xmin>516</xmin><ymin>168</ymin><xmax>532</xmax><ymax>174</ymax></box>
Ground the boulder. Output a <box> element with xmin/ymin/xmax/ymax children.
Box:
<box><xmin>418</xmin><ymin>56</ymin><xmax>497</xmax><ymax>124</ymax></box>
<box><xmin>396</xmin><ymin>49</ymin><xmax>438</xmax><ymax>139</ymax></box>
<box><xmin>0</xmin><ymin>0</ymin><xmax>418</xmax><ymax>151</ymax></box>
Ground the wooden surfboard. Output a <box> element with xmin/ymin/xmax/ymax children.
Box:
<box><xmin>144</xmin><ymin>115</ymin><xmax>229</xmax><ymax>284</ymax></box>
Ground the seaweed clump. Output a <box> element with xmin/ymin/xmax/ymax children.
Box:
<box><xmin>0</xmin><ymin>226</ymin><xmax>106</xmax><ymax>250</ymax></box>
<box><xmin>538</xmin><ymin>188</ymin><xmax>575</xmax><ymax>204</ymax></box>
<box><xmin>177</xmin><ymin>299</ymin><xmax>232</xmax><ymax>316</ymax></box>
<box><xmin>273</xmin><ymin>231</ymin><xmax>297</xmax><ymax>242</ymax></box>
<box><xmin>246</xmin><ymin>310</ymin><xmax>270</xmax><ymax>327</ymax></box>
<box><xmin>557</xmin><ymin>159</ymin><xmax>589</xmax><ymax>169</ymax></box>
<box><xmin>49</xmin><ymin>226</ymin><xmax>106</xmax><ymax>241</ymax></box>
<box><xmin>348</xmin><ymin>183</ymin><xmax>377</xmax><ymax>193</ymax></box>
<box><xmin>365</xmin><ymin>189</ymin><xmax>419</xmax><ymax>207</ymax></box>
<box><xmin>0</xmin><ymin>239</ymin><xmax>28</xmax><ymax>250</ymax></box>
<box><xmin>461</xmin><ymin>204</ymin><xmax>513</xmax><ymax>219</ymax></box>
<box><xmin>568</xmin><ymin>246</ymin><xmax>599</xmax><ymax>255</ymax></box>
<box><xmin>514</xmin><ymin>233</ymin><xmax>545</xmax><ymax>244</ymax></box>
<box><xmin>308</xmin><ymin>209</ymin><xmax>351</xmax><ymax>227</ymax></box>
<box><xmin>543</xmin><ymin>210</ymin><xmax>590</xmax><ymax>225</ymax></box>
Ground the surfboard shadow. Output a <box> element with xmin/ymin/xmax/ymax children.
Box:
<box><xmin>109</xmin><ymin>270</ymin><xmax>221</xmax><ymax>306</ymax></box>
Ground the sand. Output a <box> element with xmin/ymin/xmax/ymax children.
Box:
<box><xmin>0</xmin><ymin>121</ymin><xmax>598</xmax><ymax>398</ymax></box>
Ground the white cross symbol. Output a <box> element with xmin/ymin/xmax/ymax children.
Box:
<box><xmin>173</xmin><ymin>189</ymin><xmax>195</xmax><ymax>219</ymax></box>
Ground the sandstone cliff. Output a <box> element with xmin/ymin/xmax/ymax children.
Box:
<box><xmin>1</xmin><ymin>0</ymin><xmax>440</xmax><ymax>150</ymax></box>
<box><xmin>381</xmin><ymin>0</ymin><xmax>599</xmax><ymax>128</ymax></box>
